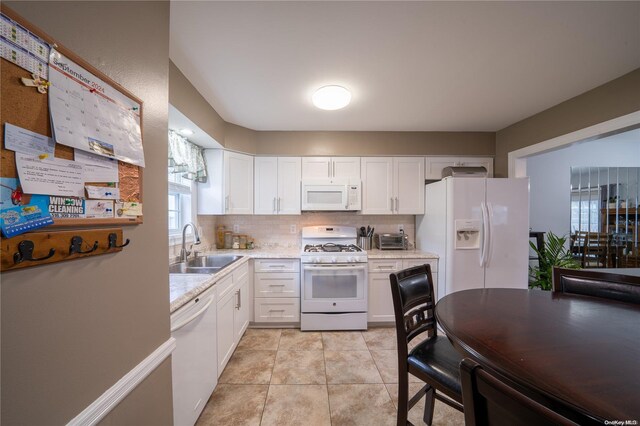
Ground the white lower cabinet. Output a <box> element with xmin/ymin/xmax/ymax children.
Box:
<box><xmin>367</xmin><ymin>258</ymin><xmax>438</xmax><ymax>323</ymax></box>
<box><xmin>253</xmin><ymin>259</ymin><xmax>300</xmax><ymax>323</ymax></box>
<box><xmin>216</xmin><ymin>262</ymin><xmax>251</xmax><ymax>376</ymax></box>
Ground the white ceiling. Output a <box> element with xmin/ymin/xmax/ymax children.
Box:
<box><xmin>170</xmin><ymin>1</ymin><xmax>640</xmax><ymax>132</ymax></box>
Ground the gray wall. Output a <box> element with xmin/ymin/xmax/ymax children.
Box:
<box><xmin>495</xmin><ymin>68</ymin><xmax>640</xmax><ymax>177</ymax></box>
<box><xmin>527</xmin><ymin>130</ymin><xmax>640</xmax><ymax>237</ymax></box>
<box><xmin>1</xmin><ymin>2</ymin><xmax>173</xmax><ymax>425</ymax></box>
<box><xmin>170</xmin><ymin>60</ymin><xmax>227</xmax><ymax>145</ymax></box>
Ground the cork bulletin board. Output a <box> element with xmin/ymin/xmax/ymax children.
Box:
<box><xmin>0</xmin><ymin>5</ymin><xmax>144</xmax><ymax>227</ymax></box>
<box><xmin>1</xmin><ymin>5</ymin><xmax>142</xmax><ymax>271</ymax></box>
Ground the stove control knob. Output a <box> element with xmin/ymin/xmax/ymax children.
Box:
<box><xmin>353</xmin><ymin>256</ymin><xmax>360</xmax><ymax>263</ymax></box>
<box><xmin>348</xmin><ymin>256</ymin><xmax>355</xmax><ymax>263</ymax></box>
<box><xmin>331</xmin><ymin>257</ymin><xmax>337</xmax><ymax>263</ymax></box>
<box><xmin>314</xmin><ymin>257</ymin><xmax>321</xmax><ymax>263</ymax></box>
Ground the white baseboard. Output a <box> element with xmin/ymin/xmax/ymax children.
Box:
<box><xmin>67</xmin><ymin>337</ymin><xmax>176</xmax><ymax>426</ymax></box>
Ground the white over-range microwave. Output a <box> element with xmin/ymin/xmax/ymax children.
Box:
<box><xmin>301</xmin><ymin>178</ymin><xmax>362</xmax><ymax>211</ymax></box>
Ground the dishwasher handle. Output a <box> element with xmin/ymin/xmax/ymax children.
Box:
<box><xmin>171</xmin><ymin>295</ymin><xmax>215</xmax><ymax>333</ymax></box>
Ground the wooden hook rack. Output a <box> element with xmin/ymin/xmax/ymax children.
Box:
<box><xmin>1</xmin><ymin>228</ymin><xmax>128</xmax><ymax>271</ymax></box>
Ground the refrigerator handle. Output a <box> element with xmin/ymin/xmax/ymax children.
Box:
<box><xmin>485</xmin><ymin>202</ymin><xmax>494</xmax><ymax>267</ymax></box>
<box><xmin>480</xmin><ymin>202</ymin><xmax>490</xmax><ymax>267</ymax></box>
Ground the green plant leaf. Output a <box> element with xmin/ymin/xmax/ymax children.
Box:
<box><xmin>529</xmin><ymin>231</ymin><xmax>580</xmax><ymax>290</ymax></box>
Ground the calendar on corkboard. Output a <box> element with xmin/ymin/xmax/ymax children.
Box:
<box><xmin>0</xmin><ymin>4</ymin><xmax>144</xmax><ymax>233</ymax></box>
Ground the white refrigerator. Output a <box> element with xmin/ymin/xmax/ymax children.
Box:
<box><xmin>416</xmin><ymin>177</ymin><xmax>530</xmax><ymax>301</ymax></box>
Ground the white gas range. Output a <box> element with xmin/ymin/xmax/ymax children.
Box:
<box><xmin>300</xmin><ymin>226</ymin><xmax>368</xmax><ymax>331</ymax></box>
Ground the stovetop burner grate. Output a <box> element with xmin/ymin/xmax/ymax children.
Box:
<box><xmin>303</xmin><ymin>243</ymin><xmax>363</xmax><ymax>253</ymax></box>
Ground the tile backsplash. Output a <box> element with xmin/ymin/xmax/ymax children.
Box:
<box><xmin>198</xmin><ymin>213</ymin><xmax>416</xmax><ymax>249</ymax></box>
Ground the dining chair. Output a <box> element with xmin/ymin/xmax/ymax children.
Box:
<box><xmin>389</xmin><ymin>264</ymin><xmax>463</xmax><ymax>426</ymax></box>
<box><xmin>552</xmin><ymin>267</ymin><xmax>640</xmax><ymax>304</ymax></box>
<box><xmin>460</xmin><ymin>358</ymin><xmax>579</xmax><ymax>426</ymax></box>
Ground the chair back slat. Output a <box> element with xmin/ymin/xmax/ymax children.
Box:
<box><xmin>390</xmin><ymin>264</ymin><xmax>438</xmax><ymax>355</ymax></box>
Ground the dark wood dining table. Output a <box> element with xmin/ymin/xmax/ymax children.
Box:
<box><xmin>435</xmin><ymin>288</ymin><xmax>640</xmax><ymax>424</ymax></box>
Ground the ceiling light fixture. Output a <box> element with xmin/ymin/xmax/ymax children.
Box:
<box><xmin>179</xmin><ymin>128</ymin><xmax>194</xmax><ymax>136</ymax></box>
<box><xmin>312</xmin><ymin>85</ymin><xmax>351</xmax><ymax>110</ymax></box>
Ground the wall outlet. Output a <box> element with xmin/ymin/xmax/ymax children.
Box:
<box><xmin>398</xmin><ymin>224</ymin><xmax>404</xmax><ymax>233</ymax></box>
<box><xmin>290</xmin><ymin>224</ymin><xmax>297</xmax><ymax>234</ymax></box>
<box><xmin>233</xmin><ymin>224</ymin><xmax>240</xmax><ymax>233</ymax></box>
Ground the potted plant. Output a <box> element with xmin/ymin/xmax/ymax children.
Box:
<box><xmin>529</xmin><ymin>232</ymin><xmax>580</xmax><ymax>290</ymax></box>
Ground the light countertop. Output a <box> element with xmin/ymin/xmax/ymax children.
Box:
<box><xmin>169</xmin><ymin>247</ymin><xmax>438</xmax><ymax>313</ymax></box>
<box><xmin>170</xmin><ymin>256</ymin><xmax>250</xmax><ymax>314</ymax></box>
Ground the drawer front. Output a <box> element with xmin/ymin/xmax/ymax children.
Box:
<box><xmin>255</xmin><ymin>272</ymin><xmax>300</xmax><ymax>298</ymax></box>
<box><xmin>254</xmin><ymin>298</ymin><xmax>300</xmax><ymax>322</ymax></box>
<box><xmin>216</xmin><ymin>274</ymin><xmax>235</xmax><ymax>299</ymax></box>
<box><xmin>368</xmin><ymin>259</ymin><xmax>402</xmax><ymax>273</ymax></box>
<box><xmin>233</xmin><ymin>261</ymin><xmax>249</xmax><ymax>282</ymax></box>
<box><xmin>403</xmin><ymin>259</ymin><xmax>438</xmax><ymax>273</ymax></box>
<box><xmin>254</xmin><ymin>259</ymin><xmax>300</xmax><ymax>273</ymax></box>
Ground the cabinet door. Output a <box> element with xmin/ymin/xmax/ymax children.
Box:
<box><xmin>368</xmin><ymin>272</ymin><xmax>396</xmax><ymax>323</ymax></box>
<box><xmin>216</xmin><ymin>289</ymin><xmax>236</xmax><ymax>375</ymax></box>
<box><xmin>277</xmin><ymin>157</ymin><xmax>302</xmax><ymax>215</ymax></box>
<box><xmin>254</xmin><ymin>157</ymin><xmax>278</xmax><ymax>215</ymax></box>
<box><xmin>234</xmin><ymin>276</ymin><xmax>250</xmax><ymax>341</ymax></box>
<box><xmin>224</xmin><ymin>151</ymin><xmax>254</xmax><ymax>214</ymax></box>
<box><xmin>197</xmin><ymin>149</ymin><xmax>224</xmax><ymax>215</ymax></box>
<box><xmin>394</xmin><ymin>157</ymin><xmax>425</xmax><ymax>214</ymax></box>
<box><xmin>361</xmin><ymin>157</ymin><xmax>393</xmax><ymax>214</ymax></box>
<box><xmin>425</xmin><ymin>156</ymin><xmax>458</xmax><ymax>180</ymax></box>
<box><xmin>302</xmin><ymin>157</ymin><xmax>331</xmax><ymax>179</ymax></box>
<box><xmin>332</xmin><ymin>157</ymin><xmax>361</xmax><ymax>179</ymax></box>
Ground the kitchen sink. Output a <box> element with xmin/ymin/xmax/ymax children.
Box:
<box><xmin>187</xmin><ymin>255</ymin><xmax>242</xmax><ymax>268</ymax></box>
<box><xmin>169</xmin><ymin>255</ymin><xmax>242</xmax><ymax>275</ymax></box>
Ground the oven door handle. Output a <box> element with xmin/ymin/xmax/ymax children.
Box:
<box><xmin>303</xmin><ymin>264</ymin><xmax>367</xmax><ymax>271</ymax></box>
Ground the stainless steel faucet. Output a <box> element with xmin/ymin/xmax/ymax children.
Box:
<box><xmin>179</xmin><ymin>222</ymin><xmax>201</xmax><ymax>262</ymax></box>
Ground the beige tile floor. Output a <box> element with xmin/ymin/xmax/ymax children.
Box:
<box><xmin>196</xmin><ymin>328</ymin><xmax>465</xmax><ymax>426</ymax></box>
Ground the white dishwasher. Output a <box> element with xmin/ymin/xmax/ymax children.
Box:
<box><xmin>171</xmin><ymin>284</ymin><xmax>218</xmax><ymax>426</ymax></box>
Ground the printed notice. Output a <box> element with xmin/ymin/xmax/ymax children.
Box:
<box><xmin>85</xmin><ymin>200</ymin><xmax>114</xmax><ymax>218</ymax></box>
<box><xmin>1</xmin><ymin>13</ymin><xmax>49</xmax><ymax>79</ymax></box>
<box><xmin>48</xmin><ymin>49</ymin><xmax>144</xmax><ymax>167</ymax></box>
<box><xmin>85</xmin><ymin>185</ymin><xmax>119</xmax><ymax>200</ymax></box>
<box><xmin>46</xmin><ymin>196</ymin><xmax>85</xmax><ymax>218</ymax></box>
<box><xmin>4</xmin><ymin>123</ymin><xmax>55</xmax><ymax>156</ymax></box>
<box><xmin>15</xmin><ymin>153</ymin><xmax>84</xmax><ymax>197</ymax></box>
<box><xmin>0</xmin><ymin>199</ymin><xmax>54</xmax><ymax>238</ymax></box>
<box><xmin>115</xmin><ymin>201</ymin><xmax>142</xmax><ymax>217</ymax></box>
<box><xmin>75</xmin><ymin>149</ymin><xmax>119</xmax><ymax>183</ymax></box>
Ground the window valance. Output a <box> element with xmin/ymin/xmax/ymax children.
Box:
<box><xmin>168</xmin><ymin>130</ymin><xmax>207</xmax><ymax>183</ymax></box>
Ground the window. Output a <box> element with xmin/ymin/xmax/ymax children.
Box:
<box><xmin>570</xmin><ymin>188</ymin><xmax>600</xmax><ymax>233</ymax></box>
<box><xmin>168</xmin><ymin>167</ymin><xmax>195</xmax><ymax>237</ymax></box>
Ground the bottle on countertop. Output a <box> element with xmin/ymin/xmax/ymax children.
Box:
<box><xmin>216</xmin><ymin>225</ymin><xmax>226</xmax><ymax>249</ymax></box>
<box><xmin>224</xmin><ymin>231</ymin><xmax>233</xmax><ymax>249</ymax></box>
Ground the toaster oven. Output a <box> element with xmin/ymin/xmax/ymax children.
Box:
<box><xmin>374</xmin><ymin>233</ymin><xmax>408</xmax><ymax>250</ymax></box>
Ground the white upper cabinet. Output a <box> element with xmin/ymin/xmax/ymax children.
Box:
<box><xmin>277</xmin><ymin>157</ymin><xmax>302</xmax><ymax>214</ymax></box>
<box><xmin>425</xmin><ymin>156</ymin><xmax>494</xmax><ymax>179</ymax></box>
<box><xmin>254</xmin><ymin>157</ymin><xmax>301</xmax><ymax>215</ymax></box>
<box><xmin>254</xmin><ymin>157</ymin><xmax>279</xmax><ymax>214</ymax></box>
<box><xmin>394</xmin><ymin>157</ymin><xmax>425</xmax><ymax>214</ymax></box>
<box><xmin>302</xmin><ymin>157</ymin><xmax>360</xmax><ymax>180</ymax></box>
<box><xmin>361</xmin><ymin>157</ymin><xmax>424</xmax><ymax>215</ymax></box>
<box><xmin>199</xmin><ymin>150</ymin><xmax>254</xmax><ymax>215</ymax></box>
<box><xmin>224</xmin><ymin>151</ymin><xmax>254</xmax><ymax>214</ymax></box>
<box><xmin>361</xmin><ymin>157</ymin><xmax>394</xmax><ymax>214</ymax></box>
